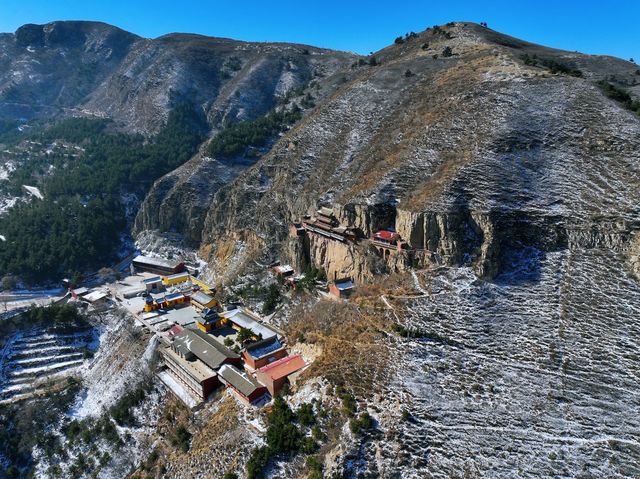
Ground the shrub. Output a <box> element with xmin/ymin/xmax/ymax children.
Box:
<box><xmin>267</xmin><ymin>422</ymin><xmax>301</xmax><ymax>453</ymax></box>
<box><xmin>392</xmin><ymin>323</ymin><xmax>458</xmax><ymax>345</ymax></box>
<box><xmin>48</xmin><ymin>465</ymin><xmax>63</xmax><ymax>477</ymax></box>
<box><xmin>266</xmin><ymin>396</ymin><xmax>301</xmax><ymax>451</ymax></box>
<box><xmin>170</xmin><ymin>425</ymin><xmax>192</xmax><ymax>452</ymax></box>
<box><xmin>336</xmin><ymin>387</ymin><xmax>357</xmax><ymax>417</ymax></box>
<box><xmin>101</xmin><ymin>418</ymin><xmax>121</xmax><ymax>446</ymax></box>
<box><xmin>223</xmin><ymin>56</ymin><xmax>242</xmax><ymax>72</ymax></box>
<box><xmin>300</xmin><ymin>93</ymin><xmax>315</xmax><ymax>109</ymax></box>
<box><xmin>359</xmin><ymin>412</ymin><xmax>374</xmax><ymax>430</ymax></box>
<box><xmin>295</xmin><ymin>267</ymin><xmax>325</xmax><ymax>292</ymax></box>
<box><xmin>520</xmin><ymin>54</ymin><xmax>582</xmax><ymax>77</ymax></box>
<box><xmin>247</xmin><ymin>396</ymin><xmax>323</xmax><ymax>478</ymax></box>
<box><xmin>207</xmin><ymin>107</ymin><xmax>301</xmax><ymax>159</ymax></box>
<box><xmin>299</xmin><ymin>436</ymin><xmax>318</xmax><ymax>454</ymax></box>
<box><xmin>311</xmin><ymin>424</ymin><xmax>326</xmax><ymax>442</ymax></box>
<box><xmin>223</xmin><ymin>472</ymin><xmax>239</xmax><ymax>479</ymax></box>
<box><xmin>608</xmin><ymin>439</ymin><xmax>620</xmax><ymax>450</ymax></box>
<box><xmin>1</xmin><ymin>275</ymin><xmax>16</xmax><ymax>291</ymax></box>
<box><xmin>62</xmin><ymin>419</ymin><xmax>82</xmax><ymax>441</ymax></box>
<box><xmin>442</xmin><ymin>46</ymin><xmax>453</xmax><ymax>58</ymax></box>
<box><xmin>394</xmin><ymin>36</ymin><xmax>404</xmax><ymax>44</ymax></box>
<box><xmin>100</xmin><ymin>452</ymin><xmax>111</xmax><ymax>466</ymax></box>
<box><xmin>597</xmin><ymin>80</ymin><xmax>640</xmax><ymax>116</ymax></box>
<box><xmin>297</xmin><ymin>403</ymin><xmax>316</xmax><ymax>427</ymax></box>
<box><xmin>261</xmin><ymin>283</ymin><xmax>281</xmax><ymax>315</ymax></box>
<box><xmin>349</xmin><ymin>412</ymin><xmax>374</xmax><ymax>435</ymax></box>
<box><xmin>81</xmin><ymin>424</ymin><xmax>97</xmax><ymax>444</ymax></box>
<box><xmin>307</xmin><ymin>456</ymin><xmax>323</xmax><ymax>479</ymax></box>
<box><xmin>147</xmin><ymin>449</ymin><xmax>159</xmax><ymax>465</ymax></box>
<box><xmin>246</xmin><ymin>446</ymin><xmax>271</xmax><ymax>479</ymax></box>
<box><xmin>236</xmin><ymin>327</ymin><xmax>254</xmax><ymax>344</ymax></box>
<box><xmin>110</xmin><ymin>384</ymin><xmax>147</xmax><ymax>426</ymax></box>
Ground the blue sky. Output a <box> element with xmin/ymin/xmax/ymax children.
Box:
<box><xmin>0</xmin><ymin>0</ymin><xmax>638</xmax><ymax>60</ymax></box>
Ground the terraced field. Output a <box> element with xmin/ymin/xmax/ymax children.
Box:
<box><xmin>0</xmin><ymin>328</ymin><xmax>97</xmax><ymax>403</ymax></box>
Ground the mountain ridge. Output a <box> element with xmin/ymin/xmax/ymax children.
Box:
<box><xmin>191</xmin><ymin>21</ymin><xmax>640</xmax><ymax>283</ymax></box>
<box><xmin>0</xmin><ymin>20</ymin><xmax>357</xmax><ymax>134</ymax></box>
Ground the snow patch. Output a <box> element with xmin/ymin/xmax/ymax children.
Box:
<box><xmin>22</xmin><ymin>185</ymin><xmax>43</xmax><ymax>199</ymax></box>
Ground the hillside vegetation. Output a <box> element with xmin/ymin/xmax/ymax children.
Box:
<box><xmin>0</xmin><ymin>104</ymin><xmax>205</xmax><ymax>283</ymax></box>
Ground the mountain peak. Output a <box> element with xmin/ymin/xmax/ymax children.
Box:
<box><xmin>14</xmin><ymin>20</ymin><xmax>140</xmax><ymax>48</ymax></box>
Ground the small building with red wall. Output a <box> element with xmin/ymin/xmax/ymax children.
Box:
<box><xmin>329</xmin><ymin>279</ymin><xmax>355</xmax><ymax>298</ymax></box>
<box><xmin>132</xmin><ymin>255</ymin><xmax>185</xmax><ymax>276</ymax></box>
<box><xmin>168</xmin><ymin>324</ymin><xmax>184</xmax><ymax>339</ymax></box>
<box><xmin>272</xmin><ymin>264</ymin><xmax>294</xmax><ymax>278</ymax></box>
<box><xmin>289</xmin><ymin>222</ymin><xmax>306</xmax><ymax>237</ymax></box>
<box><xmin>372</xmin><ymin>229</ymin><xmax>410</xmax><ymax>251</ymax></box>
<box><xmin>218</xmin><ymin>364</ymin><xmax>268</xmax><ymax>404</ymax></box>
<box><xmin>373</xmin><ymin>229</ymin><xmax>399</xmax><ymax>245</ymax></box>
<box><xmin>255</xmin><ymin>355</ymin><xmax>306</xmax><ymax>396</ymax></box>
<box><xmin>242</xmin><ymin>336</ymin><xmax>288</xmax><ymax>370</ymax></box>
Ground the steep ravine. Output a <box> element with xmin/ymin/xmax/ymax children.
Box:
<box><xmin>133</xmin><ymin>152</ymin><xmax>255</xmax><ymax>244</ymax></box>
<box><xmin>132</xmin><ymin>52</ymin><xmax>357</xmax><ymax>242</ymax></box>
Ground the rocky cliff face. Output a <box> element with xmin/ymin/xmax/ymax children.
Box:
<box><xmin>133</xmin><ymin>151</ymin><xmax>254</xmax><ymax>244</ymax></box>
<box><xmin>199</xmin><ymin>22</ymin><xmax>640</xmax><ymax>281</ymax></box>
<box><xmin>131</xmin><ymin>48</ymin><xmax>355</xmax><ymax>242</ymax></box>
<box><xmin>626</xmin><ymin>231</ymin><xmax>640</xmax><ymax>279</ymax></box>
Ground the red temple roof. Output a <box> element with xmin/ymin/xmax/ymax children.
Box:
<box><xmin>373</xmin><ymin>230</ymin><xmax>399</xmax><ymax>241</ymax></box>
<box><xmin>257</xmin><ymin>354</ymin><xmax>306</xmax><ymax>381</ymax></box>
<box><xmin>169</xmin><ymin>324</ymin><xmax>184</xmax><ymax>337</ymax></box>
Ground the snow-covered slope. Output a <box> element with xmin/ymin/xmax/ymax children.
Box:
<box><xmin>342</xmin><ymin>248</ymin><xmax>640</xmax><ymax>478</ymax></box>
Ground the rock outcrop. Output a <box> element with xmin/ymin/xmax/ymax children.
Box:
<box><xmin>625</xmin><ymin>231</ymin><xmax>640</xmax><ymax>280</ymax></box>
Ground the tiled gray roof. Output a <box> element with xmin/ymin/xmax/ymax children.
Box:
<box><xmin>173</xmin><ymin>329</ymin><xmax>239</xmax><ymax>370</ymax></box>
<box><xmin>218</xmin><ymin>364</ymin><xmax>264</xmax><ymax>397</ymax></box>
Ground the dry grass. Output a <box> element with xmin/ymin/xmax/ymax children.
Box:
<box><xmin>286</xmin><ymin>287</ymin><xmax>403</xmax><ymax>398</ymax></box>
<box><xmin>355</xmin><ymin>272</ymin><xmax>420</xmax><ymax>298</ymax></box>
<box><xmin>147</xmin><ymin>394</ymin><xmax>252</xmax><ymax>478</ymax></box>
<box><xmin>187</xmin><ymin>396</ymin><xmax>242</xmax><ymax>456</ymax></box>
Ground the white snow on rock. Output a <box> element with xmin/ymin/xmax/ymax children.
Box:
<box><xmin>71</xmin><ymin>311</ymin><xmax>158</xmax><ymax>419</ymax></box>
<box><xmin>158</xmin><ymin>370</ymin><xmax>197</xmax><ymax>409</ymax></box>
<box><xmin>341</xmin><ymin>248</ymin><xmax>640</xmax><ymax>478</ymax></box>
<box><xmin>22</xmin><ymin>185</ymin><xmax>44</xmax><ymax>199</ymax></box>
